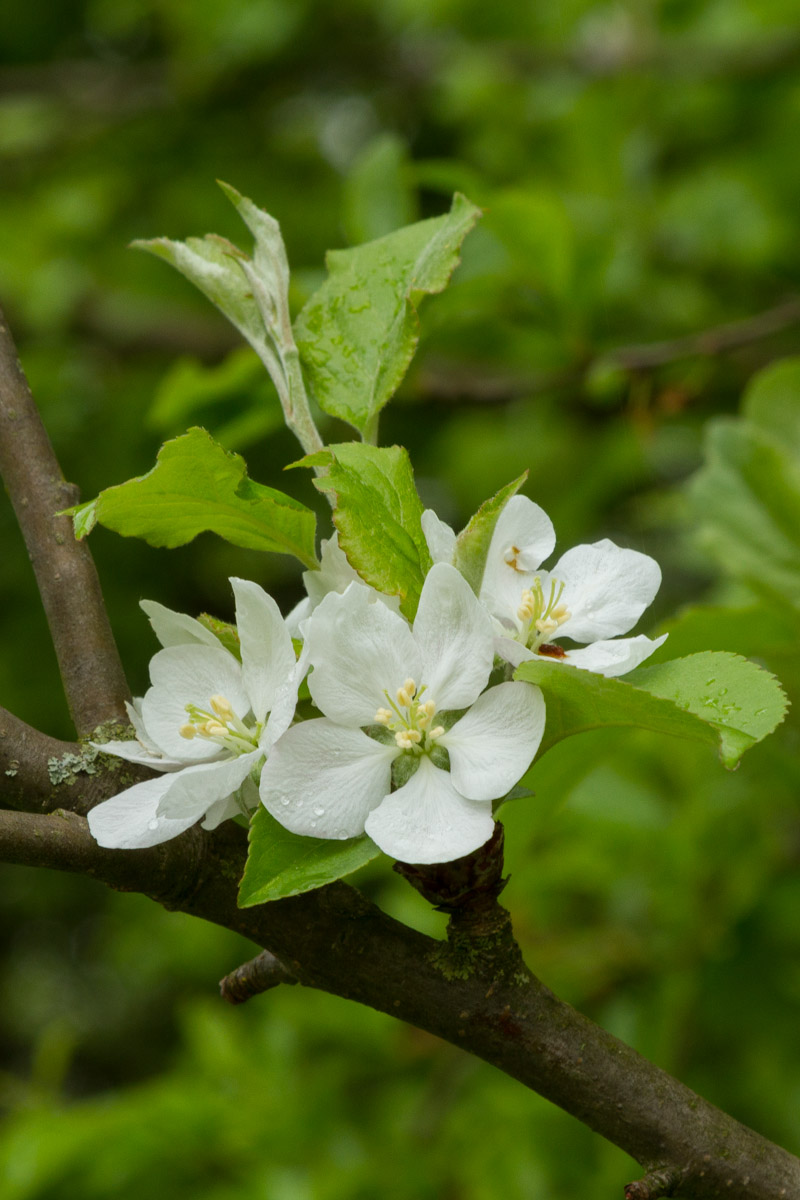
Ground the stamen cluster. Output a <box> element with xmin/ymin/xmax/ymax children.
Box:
<box><xmin>375</xmin><ymin>678</ymin><xmax>445</xmax><ymax>751</ymax></box>
<box><xmin>517</xmin><ymin>577</ymin><xmax>571</xmax><ymax>652</ymax></box>
<box><xmin>180</xmin><ymin>693</ymin><xmax>261</xmax><ymax>754</ymax></box>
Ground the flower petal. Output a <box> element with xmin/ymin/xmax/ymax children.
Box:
<box><xmin>413</xmin><ymin>563</ymin><xmax>495</xmax><ymax>710</ymax></box>
<box><xmin>365</xmin><ymin>756</ymin><xmax>494</xmax><ymax>865</ymax></box>
<box><xmin>548</xmin><ymin>540</ymin><xmax>662</xmax><ymax>642</ymax></box>
<box><xmin>91</xmin><ymin>739</ymin><xmax>186</xmax><ymax>772</ymax></box>
<box><xmin>479</xmin><ymin>496</ymin><xmax>556</xmax><ymax>620</ymax></box>
<box><xmin>87</xmin><ymin>775</ymin><xmax>199</xmax><ymax>849</ymax></box>
<box><xmin>421</xmin><ymin>509</ymin><xmax>457</xmax><ymax>564</ymax></box>
<box><xmin>142</xmin><ymin>644</ymin><xmax>247</xmax><ymax>760</ymax></box>
<box><xmin>260</xmin><ymin>719</ymin><xmax>397</xmax><ymax>838</ymax></box>
<box><xmin>440</xmin><ymin>681</ymin><xmax>546</xmax><ymax>801</ymax></box>
<box><xmin>140</xmin><ymin>599</ymin><xmax>222</xmax><ymax>650</ymax></box>
<box><xmin>305</xmin><ymin>584</ymin><xmax>421</xmax><ymax>726</ymax></box>
<box><xmin>261</xmin><ymin>641</ymin><xmax>312</xmax><ymax>750</ymax></box>
<box><xmin>156</xmin><ymin>751</ymin><xmax>261</xmax><ymax>820</ymax></box>
<box><xmin>231</xmin><ymin>577</ymin><xmax>296</xmax><ymax>724</ymax></box>
<box><xmin>562</xmin><ymin>633</ymin><xmax>668</xmax><ymax>677</ymax></box>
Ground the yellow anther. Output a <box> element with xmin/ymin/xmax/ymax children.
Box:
<box><xmin>396</xmin><ymin>678</ymin><xmax>417</xmax><ymax>707</ymax></box>
<box><xmin>535</xmin><ymin>617</ymin><xmax>559</xmax><ymax>635</ymax></box>
<box><xmin>179</xmin><ymin>723</ymin><xmax>197</xmax><ymax>740</ymax></box>
<box><xmin>204</xmin><ymin>720</ymin><xmax>227</xmax><ymax>737</ymax></box>
<box><xmin>210</xmin><ymin>694</ymin><xmax>234</xmax><ymax>720</ymax></box>
<box><xmin>430</xmin><ymin>725</ymin><xmax>445</xmax><ymax>739</ymax></box>
<box><xmin>375</xmin><ymin>707</ymin><xmax>393</xmax><ymax>725</ymax></box>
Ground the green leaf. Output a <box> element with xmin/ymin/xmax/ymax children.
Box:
<box><xmin>516</xmin><ymin>652</ymin><xmax>787</xmax><ymax>769</ymax></box>
<box><xmin>67</xmin><ymin>427</ymin><xmax>318</xmax><ymax>568</ymax></box>
<box><xmin>294</xmin><ymin>193</ymin><xmax>481</xmax><ymax>437</ymax></box>
<box><xmin>132</xmin><ymin>225</ymin><xmax>284</xmax><ymax>386</ymax></box>
<box><xmin>689</xmin><ymin>417</ymin><xmax>800</xmax><ymax>607</ymax></box>
<box><xmin>628</xmin><ymin>652</ymin><xmax>788</xmax><ymax>768</ymax></box>
<box><xmin>299</xmin><ymin>442</ymin><xmax>432</xmax><ymax>619</ymax></box>
<box><xmin>239</xmin><ymin>806</ymin><xmax>381</xmax><ymax>905</ymax></box>
<box><xmin>743</xmin><ymin>356</ymin><xmax>800</xmax><ymax>453</ymax></box>
<box><xmin>452</xmin><ymin>471</ymin><xmax>528</xmax><ymax>594</ymax></box>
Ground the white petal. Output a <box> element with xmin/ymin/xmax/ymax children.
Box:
<box><xmin>561</xmin><ymin>633</ymin><xmax>668</xmax><ymax>677</ymax></box>
<box><xmin>261</xmin><ymin>640</ymin><xmax>311</xmax><ymax>750</ymax></box>
<box><xmin>421</xmin><ymin>509</ymin><xmax>457</xmax><ymax>564</ymax></box>
<box><xmin>493</xmin><ymin>634</ymin><xmax>535</xmax><ymax>668</ymax></box>
<box><xmin>87</xmin><ymin>775</ymin><xmax>198</xmax><ymax>849</ymax></box>
<box><xmin>201</xmin><ymin>793</ymin><xmax>242</xmax><ymax>830</ymax></box>
<box><xmin>143</xmin><ymin>644</ymin><xmax>248</xmax><ymax>760</ymax></box>
<box><xmin>156</xmin><ymin>751</ymin><xmax>261</xmax><ymax>820</ymax></box>
<box><xmin>413</xmin><ymin>563</ymin><xmax>495</xmax><ymax>710</ymax></box>
<box><xmin>305</xmin><ymin>584</ymin><xmax>420</xmax><ymax>726</ymax></box>
<box><xmin>440</xmin><ymin>681</ymin><xmax>546</xmax><ymax>801</ymax></box>
<box><xmin>303</xmin><ymin>534</ymin><xmax>362</xmax><ymax>606</ymax></box>
<box><xmin>479</xmin><ymin>496</ymin><xmax>556</xmax><ymax>619</ymax></box>
<box><xmin>365</xmin><ymin>756</ymin><xmax>494</xmax><ymax>865</ymax></box>
<box><xmin>140</xmin><ymin>599</ymin><xmax>222</xmax><ymax>649</ymax></box>
<box><xmin>260</xmin><ymin>719</ymin><xmax>397</xmax><ymax>838</ymax></box>
<box><xmin>91</xmin><ymin>739</ymin><xmax>186</xmax><ymax>772</ymax></box>
<box><xmin>285</xmin><ymin>596</ymin><xmax>312</xmax><ymax>637</ymax></box>
<box><xmin>231</xmin><ymin>577</ymin><xmax>296</xmax><ymax>724</ymax></box>
<box><xmin>549</xmin><ymin>540</ymin><xmax>661</xmax><ymax>642</ymax></box>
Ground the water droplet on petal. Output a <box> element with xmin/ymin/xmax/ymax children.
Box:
<box><xmin>310</xmin><ymin>820</ymin><xmax>317</xmax><ymax>830</ymax></box>
<box><xmin>313</xmin><ymin>806</ymin><xmax>325</xmax><ymax>817</ymax></box>
<box><xmin>280</xmin><ymin>797</ymin><xmax>290</xmax><ymax>807</ymax></box>
<box><xmin>148</xmin><ymin>818</ymin><xmax>159</xmax><ymax>831</ymax></box>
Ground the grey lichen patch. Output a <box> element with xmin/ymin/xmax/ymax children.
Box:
<box><xmin>48</xmin><ymin>746</ymin><xmax>101</xmax><ymax>786</ymax></box>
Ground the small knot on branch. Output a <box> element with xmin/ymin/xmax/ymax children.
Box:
<box><xmin>220</xmin><ymin>950</ymin><xmax>297</xmax><ymax>1005</ymax></box>
<box><xmin>624</xmin><ymin>1167</ymin><xmax>681</xmax><ymax>1199</ymax></box>
<box><xmin>393</xmin><ymin>822</ymin><xmax>508</xmax><ymax>920</ymax></box>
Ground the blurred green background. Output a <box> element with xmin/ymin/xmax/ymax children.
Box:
<box><xmin>2</xmin><ymin>0</ymin><xmax>800</xmax><ymax>1196</ymax></box>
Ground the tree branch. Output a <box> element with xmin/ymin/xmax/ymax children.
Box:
<box><xmin>220</xmin><ymin>950</ymin><xmax>297</xmax><ymax>1004</ymax></box>
<box><xmin>0</xmin><ymin>307</ymin><xmax>131</xmax><ymax>735</ymax></box>
<box><xmin>0</xmin><ymin>705</ymin><xmax>152</xmax><ymax>816</ymax></box>
<box><xmin>0</xmin><ymin>807</ymin><xmax>797</xmax><ymax>1200</ymax></box>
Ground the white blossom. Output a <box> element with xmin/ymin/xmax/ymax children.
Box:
<box><xmin>286</xmin><ymin>532</ymin><xmax>399</xmax><ymax>635</ymax></box>
<box><xmin>260</xmin><ymin>563</ymin><xmax>545</xmax><ymax>865</ymax></box>
<box><xmin>88</xmin><ymin>578</ymin><xmax>300</xmax><ymax>849</ymax></box>
<box><xmin>423</xmin><ymin>496</ymin><xmax>666</xmax><ymax>677</ymax></box>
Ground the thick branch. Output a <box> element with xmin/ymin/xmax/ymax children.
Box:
<box><xmin>1</xmin><ymin>808</ymin><xmax>797</xmax><ymax>1200</ymax></box>
<box><xmin>0</xmin><ymin>307</ymin><xmax>131</xmax><ymax>734</ymax></box>
<box><xmin>0</xmin><ymin>706</ymin><xmax>151</xmax><ymax>816</ymax></box>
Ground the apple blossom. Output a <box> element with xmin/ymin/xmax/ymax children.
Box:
<box><xmin>87</xmin><ymin>578</ymin><xmax>300</xmax><ymax>849</ymax></box>
<box><xmin>423</xmin><ymin>497</ymin><xmax>666</xmax><ymax>677</ymax></box>
<box><xmin>259</xmin><ymin>562</ymin><xmax>546</xmax><ymax>865</ymax></box>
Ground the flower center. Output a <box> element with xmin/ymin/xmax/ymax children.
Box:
<box><xmin>374</xmin><ymin>677</ymin><xmax>445</xmax><ymax>753</ymax></box>
<box><xmin>179</xmin><ymin>693</ymin><xmax>261</xmax><ymax>755</ymax></box>
<box><xmin>516</xmin><ymin>576</ymin><xmax>571</xmax><ymax>653</ymax></box>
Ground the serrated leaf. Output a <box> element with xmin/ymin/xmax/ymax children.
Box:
<box><xmin>628</xmin><ymin>652</ymin><xmax>788</xmax><ymax>768</ymax></box>
<box><xmin>298</xmin><ymin>442</ymin><xmax>432</xmax><ymax>619</ymax></box>
<box><xmin>516</xmin><ymin>652</ymin><xmax>786</xmax><ymax>769</ymax></box>
<box><xmin>295</xmin><ymin>193</ymin><xmax>481</xmax><ymax>436</ymax></box>
<box><xmin>453</xmin><ymin>471</ymin><xmax>528</xmax><ymax>594</ymax></box>
<box><xmin>132</xmin><ymin>229</ymin><xmax>284</xmax><ymax>384</ymax></box>
<box><xmin>68</xmin><ymin>427</ymin><xmax>318</xmax><ymax>568</ymax></box>
<box><xmin>239</xmin><ymin>806</ymin><xmax>381</xmax><ymax>905</ymax></box>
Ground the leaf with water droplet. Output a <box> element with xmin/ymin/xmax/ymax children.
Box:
<box><xmin>239</xmin><ymin>806</ymin><xmax>382</xmax><ymax>905</ymax></box>
<box><xmin>516</xmin><ymin>651</ymin><xmax>787</xmax><ymax>769</ymax></box>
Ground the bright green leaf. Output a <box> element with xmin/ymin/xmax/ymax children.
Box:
<box><xmin>516</xmin><ymin>652</ymin><xmax>786</xmax><ymax>768</ymax></box>
<box><xmin>299</xmin><ymin>442</ymin><xmax>432</xmax><ymax>619</ymax></box>
<box><xmin>743</xmin><ymin>356</ymin><xmax>800</xmax><ymax>453</ymax></box>
<box><xmin>453</xmin><ymin>471</ymin><xmax>528</xmax><ymax>594</ymax></box>
<box><xmin>67</xmin><ymin>427</ymin><xmax>318</xmax><ymax>568</ymax></box>
<box><xmin>294</xmin><ymin>193</ymin><xmax>481</xmax><ymax>437</ymax></box>
<box><xmin>629</xmin><ymin>652</ymin><xmax>788</xmax><ymax>768</ymax></box>
<box><xmin>239</xmin><ymin>806</ymin><xmax>381</xmax><ymax>905</ymax></box>
<box><xmin>343</xmin><ymin>133</ymin><xmax>417</xmax><ymax>245</ymax></box>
